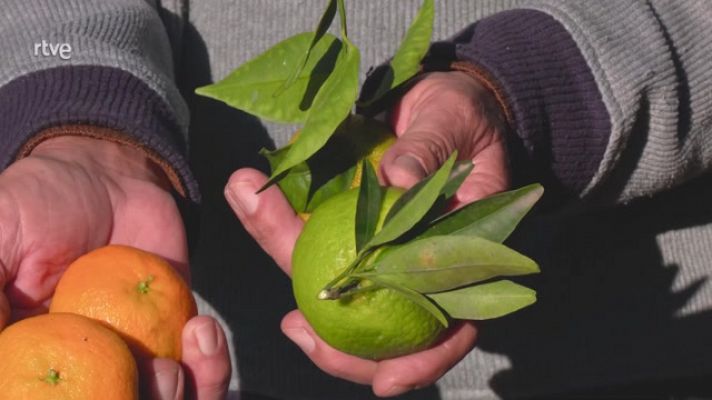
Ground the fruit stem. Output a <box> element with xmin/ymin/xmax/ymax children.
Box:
<box><xmin>319</xmin><ymin>248</ymin><xmax>374</xmax><ymax>297</ymax></box>
<box><xmin>137</xmin><ymin>275</ymin><xmax>155</xmax><ymax>294</ymax></box>
<box><xmin>318</xmin><ymin>277</ymin><xmax>362</xmax><ymax>300</ymax></box>
<box><xmin>44</xmin><ymin>368</ymin><xmax>60</xmax><ymax>385</ymax></box>
<box><xmin>334</xmin><ymin>283</ymin><xmax>382</xmax><ymax>299</ymax></box>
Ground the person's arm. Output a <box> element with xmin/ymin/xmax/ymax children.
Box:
<box><xmin>437</xmin><ymin>0</ymin><xmax>712</xmax><ymax>204</ymax></box>
<box><xmin>0</xmin><ymin>1</ymin><xmax>230</xmax><ymax>398</ymax></box>
<box><xmin>0</xmin><ymin>0</ymin><xmax>197</xmax><ymax>200</ymax></box>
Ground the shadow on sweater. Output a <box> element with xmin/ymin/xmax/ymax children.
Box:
<box><xmin>481</xmin><ymin>173</ymin><xmax>712</xmax><ymax>399</ymax></box>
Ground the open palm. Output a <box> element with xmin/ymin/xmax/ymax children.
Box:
<box><xmin>0</xmin><ymin>137</ymin><xmax>186</xmax><ymax>322</ymax></box>
<box><xmin>0</xmin><ymin>136</ymin><xmax>229</xmax><ymax>399</ymax></box>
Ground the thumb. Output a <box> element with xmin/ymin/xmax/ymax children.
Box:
<box><xmin>181</xmin><ymin>316</ymin><xmax>231</xmax><ymax>400</ymax></box>
<box><xmin>380</xmin><ymin>117</ymin><xmax>509</xmax><ymax>204</ymax></box>
<box><xmin>379</xmin><ymin>71</ymin><xmax>510</xmax><ymax>200</ymax></box>
<box><xmin>380</xmin><ymin>110</ymin><xmax>466</xmax><ymax>190</ymax></box>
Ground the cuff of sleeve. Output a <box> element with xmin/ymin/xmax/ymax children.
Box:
<box><xmin>434</xmin><ymin>9</ymin><xmax>612</xmax><ymax>198</ymax></box>
<box><xmin>18</xmin><ymin>124</ymin><xmax>185</xmax><ymax>196</ymax></box>
<box><xmin>0</xmin><ymin>66</ymin><xmax>199</xmax><ymax>202</ymax></box>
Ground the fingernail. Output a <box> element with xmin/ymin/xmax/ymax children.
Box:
<box><xmin>195</xmin><ymin>320</ymin><xmax>220</xmax><ymax>356</ymax></box>
<box><xmin>393</xmin><ymin>154</ymin><xmax>427</xmax><ymax>181</ymax></box>
<box><xmin>227</xmin><ymin>181</ymin><xmax>259</xmax><ymax>215</ymax></box>
<box><xmin>155</xmin><ymin>363</ymin><xmax>180</xmax><ymax>400</ymax></box>
<box><xmin>283</xmin><ymin>328</ymin><xmax>316</xmax><ymax>354</ymax></box>
<box><xmin>385</xmin><ymin>384</ymin><xmax>413</xmax><ymax>397</ymax></box>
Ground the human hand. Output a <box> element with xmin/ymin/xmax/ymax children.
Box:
<box><xmin>226</xmin><ymin>71</ymin><xmax>507</xmax><ymax>397</ymax></box>
<box><xmin>381</xmin><ymin>70</ymin><xmax>509</xmax><ymax>205</ymax></box>
<box><xmin>0</xmin><ymin>135</ymin><xmax>230</xmax><ymax>399</ymax></box>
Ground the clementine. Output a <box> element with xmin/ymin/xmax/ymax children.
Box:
<box><xmin>0</xmin><ymin>313</ymin><xmax>138</xmax><ymax>400</ymax></box>
<box><xmin>49</xmin><ymin>245</ymin><xmax>197</xmax><ymax>363</ymax></box>
<box><xmin>292</xmin><ymin>188</ymin><xmax>445</xmax><ymax>360</ymax></box>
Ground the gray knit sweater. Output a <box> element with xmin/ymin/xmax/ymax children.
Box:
<box><xmin>1</xmin><ymin>1</ymin><xmax>711</xmax><ymax>399</ymax></box>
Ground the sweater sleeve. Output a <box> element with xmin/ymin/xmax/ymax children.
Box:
<box><xmin>0</xmin><ymin>0</ymin><xmax>199</xmax><ymax>201</ymax></box>
<box><xmin>435</xmin><ymin>0</ymin><xmax>712</xmax><ymax>204</ymax></box>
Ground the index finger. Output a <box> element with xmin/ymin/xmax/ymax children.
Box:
<box><xmin>225</xmin><ymin>168</ymin><xmax>303</xmax><ymax>275</ymax></box>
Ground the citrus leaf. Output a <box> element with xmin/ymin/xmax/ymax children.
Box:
<box><xmin>268</xmin><ymin>42</ymin><xmax>360</xmax><ymax>182</ymax></box>
<box><xmin>441</xmin><ymin>160</ymin><xmax>474</xmax><ymax>199</ymax></box>
<box><xmin>260</xmin><ymin>145</ymin><xmax>289</xmax><ymax>167</ymax></box>
<box><xmin>261</xmin><ymin>116</ymin><xmax>392</xmax><ymax>212</ymax></box>
<box><xmin>417</xmin><ymin>183</ymin><xmax>544</xmax><ymax>243</ymax></box>
<box><xmin>375</xmin><ymin>158</ymin><xmax>469</xmax><ymax>228</ymax></box>
<box><xmin>357</xmin><ymin>235</ymin><xmax>539</xmax><ymax>293</ymax></box>
<box><xmin>427</xmin><ymin>280</ymin><xmax>536</xmax><ymax>320</ymax></box>
<box><xmin>277</xmin><ymin>0</ymin><xmax>338</xmax><ymax>95</ymax></box>
<box><xmin>337</xmin><ymin>0</ymin><xmax>348</xmax><ymax>38</ymax></box>
<box><xmin>383</xmin><ymin>175</ymin><xmax>428</xmax><ymax>223</ymax></box>
<box><xmin>307</xmin><ymin>166</ymin><xmax>357</xmax><ymax>212</ymax></box>
<box><xmin>367</xmin><ymin>275</ymin><xmax>449</xmax><ymax>327</ymax></box>
<box><xmin>261</xmin><ymin>146</ymin><xmax>309</xmax><ymax>210</ymax></box>
<box><xmin>365</xmin><ymin>152</ymin><xmax>457</xmax><ymax>249</ymax></box>
<box><xmin>359</xmin><ymin>0</ymin><xmax>434</xmax><ymax>105</ymax></box>
<box><xmin>261</xmin><ymin>145</ymin><xmax>357</xmax><ymax>213</ymax></box>
<box><xmin>355</xmin><ymin>160</ymin><xmax>382</xmax><ymax>253</ymax></box>
<box><xmin>196</xmin><ymin>32</ymin><xmax>342</xmax><ymax>124</ymax></box>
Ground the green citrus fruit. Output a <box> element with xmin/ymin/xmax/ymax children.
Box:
<box><xmin>292</xmin><ymin>188</ymin><xmax>446</xmax><ymax>360</ymax></box>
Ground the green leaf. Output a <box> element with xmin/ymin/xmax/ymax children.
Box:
<box><xmin>365</xmin><ymin>152</ymin><xmax>457</xmax><ymax>249</ymax></box>
<box><xmin>375</xmin><ymin>158</ymin><xmax>468</xmax><ymax>231</ymax></box>
<box><xmin>261</xmin><ymin>146</ymin><xmax>309</xmax><ymax>210</ymax></box>
<box><xmin>268</xmin><ymin>41</ymin><xmax>361</xmax><ymax>182</ymax></box>
<box><xmin>356</xmin><ymin>235</ymin><xmax>539</xmax><ymax>293</ymax></box>
<box><xmin>360</xmin><ymin>0</ymin><xmax>434</xmax><ymax>105</ymax></box>
<box><xmin>367</xmin><ymin>275</ymin><xmax>449</xmax><ymax>327</ymax></box>
<box><xmin>278</xmin><ymin>0</ymin><xmax>338</xmax><ymax>94</ymax></box>
<box><xmin>355</xmin><ymin>160</ymin><xmax>383</xmax><ymax>253</ymax></box>
<box><xmin>306</xmin><ymin>166</ymin><xmax>357</xmax><ymax>212</ymax></box>
<box><xmin>261</xmin><ymin>145</ymin><xmax>357</xmax><ymax>213</ymax></box>
<box><xmin>196</xmin><ymin>32</ymin><xmax>342</xmax><ymax>123</ymax></box>
<box><xmin>260</xmin><ymin>145</ymin><xmax>289</xmax><ymax>167</ymax></box>
<box><xmin>427</xmin><ymin>280</ymin><xmax>536</xmax><ymax>320</ymax></box>
<box><xmin>417</xmin><ymin>183</ymin><xmax>544</xmax><ymax>243</ymax></box>
<box><xmin>337</xmin><ymin>0</ymin><xmax>348</xmax><ymax>38</ymax></box>
<box><xmin>384</xmin><ymin>176</ymin><xmax>428</xmax><ymax>224</ymax></box>
<box><xmin>261</xmin><ymin>116</ymin><xmax>393</xmax><ymax>212</ymax></box>
<box><xmin>441</xmin><ymin>160</ymin><xmax>474</xmax><ymax>199</ymax></box>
